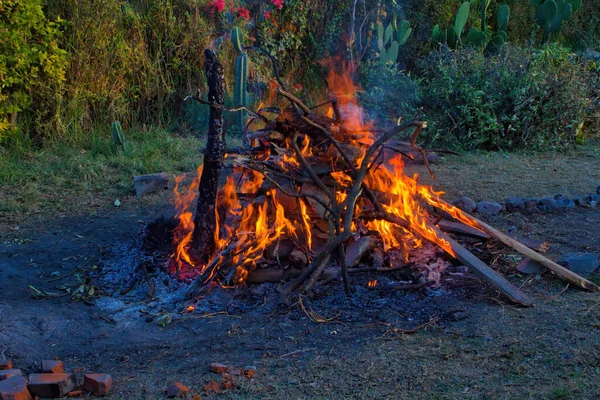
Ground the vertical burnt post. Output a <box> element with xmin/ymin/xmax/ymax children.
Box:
<box><xmin>192</xmin><ymin>49</ymin><xmax>225</xmax><ymax>258</ymax></box>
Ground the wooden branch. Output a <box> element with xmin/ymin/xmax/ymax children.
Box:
<box><xmin>277</xmin><ymin>88</ymin><xmax>311</xmax><ymax>115</ymax></box>
<box><xmin>427</xmin><ymin>198</ymin><xmax>598</xmax><ymax>292</ymax></box>
<box><xmin>192</xmin><ymin>49</ymin><xmax>226</xmax><ymax>257</ymax></box>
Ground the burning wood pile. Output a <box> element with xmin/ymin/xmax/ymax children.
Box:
<box><xmin>161</xmin><ymin>49</ymin><xmax>597</xmax><ymax>306</ymax></box>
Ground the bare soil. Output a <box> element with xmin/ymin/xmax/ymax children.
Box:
<box><xmin>1</xmin><ymin>154</ymin><xmax>600</xmax><ymax>400</ymax></box>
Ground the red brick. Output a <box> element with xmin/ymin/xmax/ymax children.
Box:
<box><xmin>0</xmin><ymin>376</ymin><xmax>32</xmax><ymax>400</ymax></box>
<box><xmin>82</xmin><ymin>373</ymin><xmax>112</xmax><ymax>397</ymax></box>
<box><xmin>40</xmin><ymin>360</ymin><xmax>64</xmax><ymax>374</ymax></box>
<box><xmin>208</xmin><ymin>363</ymin><xmax>228</xmax><ymax>374</ymax></box>
<box><xmin>0</xmin><ymin>371</ymin><xmax>21</xmax><ymax>381</ymax></box>
<box><xmin>27</xmin><ymin>373</ymin><xmax>76</xmax><ymax>398</ymax></box>
<box><xmin>0</xmin><ymin>361</ymin><xmax>12</xmax><ymax>372</ymax></box>
<box><xmin>165</xmin><ymin>382</ymin><xmax>190</xmax><ymax>398</ymax></box>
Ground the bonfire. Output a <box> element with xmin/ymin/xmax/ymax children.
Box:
<box><xmin>146</xmin><ymin>49</ymin><xmax>597</xmax><ymax>306</ymax></box>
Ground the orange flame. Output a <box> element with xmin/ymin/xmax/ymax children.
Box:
<box><xmin>368</xmin><ymin>280</ymin><xmax>377</xmax><ymax>287</ymax></box>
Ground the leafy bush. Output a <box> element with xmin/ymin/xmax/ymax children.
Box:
<box><xmin>0</xmin><ymin>0</ymin><xmax>68</xmax><ymax>143</ymax></box>
<box><xmin>418</xmin><ymin>44</ymin><xmax>595</xmax><ymax>150</ymax></box>
<box><xmin>358</xmin><ymin>64</ymin><xmax>420</xmax><ymax>126</ymax></box>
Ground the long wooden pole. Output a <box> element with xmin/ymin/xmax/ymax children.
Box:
<box><xmin>429</xmin><ymin>198</ymin><xmax>598</xmax><ymax>292</ymax></box>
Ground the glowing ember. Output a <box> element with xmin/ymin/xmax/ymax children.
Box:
<box><xmin>368</xmin><ymin>280</ymin><xmax>377</xmax><ymax>288</ymax></box>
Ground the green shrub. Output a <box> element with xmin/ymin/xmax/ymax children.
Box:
<box><xmin>0</xmin><ymin>0</ymin><xmax>68</xmax><ymax>144</ymax></box>
<box><xmin>418</xmin><ymin>44</ymin><xmax>594</xmax><ymax>150</ymax></box>
<box><xmin>358</xmin><ymin>64</ymin><xmax>420</xmax><ymax>126</ymax></box>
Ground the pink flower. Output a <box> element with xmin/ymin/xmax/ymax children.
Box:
<box><xmin>264</xmin><ymin>11</ymin><xmax>271</xmax><ymax>19</ymax></box>
<box><xmin>237</xmin><ymin>6</ymin><xmax>250</xmax><ymax>20</ymax></box>
<box><xmin>271</xmin><ymin>0</ymin><xmax>284</xmax><ymax>10</ymax></box>
<box><xmin>210</xmin><ymin>0</ymin><xmax>225</xmax><ymax>12</ymax></box>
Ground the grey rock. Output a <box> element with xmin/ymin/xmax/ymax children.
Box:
<box><xmin>556</xmin><ymin>253</ymin><xmax>599</xmax><ymax>276</ymax></box>
<box><xmin>589</xmin><ymin>194</ymin><xmax>600</xmax><ymax>203</ymax></box>
<box><xmin>516</xmin><ymin>258</ymin><xmax>547</xmax><ymax>275</ymax></box>
<box><xmin>597</xmin><ymin>185</ymin><xmax>600</xmax><ymax>195</ymax></box>
<box><xmin>590</xmin><ymin>200</ymin><xmax>597</xmax><ymax>208</ymax></box>
<box><xmin>476</xmin><ymin>201</ymin><xmax>503</xmax><ymax>215</ymax></box>
<box><xmin>505</xmin><ymin>197</ymin><xmax>525</xmax><ymax>212</ymax></box>
<box><xmin>452</xmin><ymin>196</ymin><xmax>477</xmax><ymax>213</ymax></box>
<box><xmin>564</xmin><ymin>199</ymin><xmax>576</xmax><ymax>209</ymax></box>
<box><xmin>537</xmin><ymin>205</ymin><xmax>547</xmax><ymax>212</ymax></box>
<box><xmin>537</xmin><ymin>198</ymin><xmax>559</xmax><ymax>212</ymax></box>
<box><xmin>574</xmin><ymin>197</ymin><xmax>588</xmax><ymax>206</ymax></box>
<box><xmin>582</xmin><ymin>49</ymin><xmax>600</xmax><ymax>62</ymax></box>
<box><xmin>524</xmin><ymin>198</ymin><xmax>539</xmax><ymax>214</ymax></box>
<box><xmin>133</xmin><ymin>173</ymin><xmax>169</xmax><ymax>197</ymax></box>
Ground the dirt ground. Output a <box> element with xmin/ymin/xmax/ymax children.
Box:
<box><xmin>1</xmin><ymin>154</ymin><xmax>600</xmax><ymax>400</ymax></box>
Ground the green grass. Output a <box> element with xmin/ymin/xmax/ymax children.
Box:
<box><xmin>0</xmin><ymin>127</ymin><xmax>207</xmax><ymax>221</ymax></box>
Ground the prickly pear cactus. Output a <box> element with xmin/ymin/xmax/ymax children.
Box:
<box><xmin>532</xmin><ymin>0</ymin><xmax>582</xmax><ymax>41</ymax></box>
<box><xmin>377</xmin><ymin>18</ymin><xmax>411</xmax><ymax>65</ymax></box>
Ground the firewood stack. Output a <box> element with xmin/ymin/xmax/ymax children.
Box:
<box><xmin>175</xmin><ymin>51</ymin><xmax>597</xmax><ymax>305</ymax></box>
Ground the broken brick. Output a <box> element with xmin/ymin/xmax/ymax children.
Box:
<box><xmin>241</xmin><ymin>366</ymin><xmax>256</xmax><ymax>379</ymax></box>
<box><xmin>208</xmin><ymin>363</ymin><xmax>228</xmax><ymax>374</ymax></box>
<box><xmin>191</xmin><ymin>395</ymin><xmax>201</xmax><ymax>400</ymax></box>
<box><xmin>0</xmin><ymin>370</ymin><xmax>21</xmax><ymax>381</ymax></box>
<box><xmin>67</xmin><ymin>390</ymin><xmax>83</xmax><ymax>397</ymax></box>
<box><xmin>82</xmin><ymin>373</ymin><xmax>112</xmax><ymax>397</ymax></box>
<box><xmin>0</xmin><ymin>361</ymin><xmax>12</xmax><ymax>372</ymax></box>
<box><xmin>165</xmin><ymin>382</ymin><xmax>190</xmax><ymax>398</ymax></box>
<box><xmin>203</xmin><ymin>381</ymin><xmax>221</xmax><ymax>394</ymax></box>
<box><xmin>221</xmin><ymin>380</ymin><xmax>234</xmax><ymax>390</ymax></box>
<box><xmin>28</xmin><ymin>373</ymin><xmax>76</xmax><ymax>398</ymax></box>
<box><xmin>41</xmin><ymin>360</ymin><xmax>64</xmax><ymax>374</ymax></box>
<box><xmin>0</xmin><ymin>376</ymin><xmax>32</xmax><ymax>400</ymax></box>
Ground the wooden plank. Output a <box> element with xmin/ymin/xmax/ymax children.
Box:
<box><xmin>436</xmin><ymin>219</ymin><xmax>490</xmax><ymax>240</ymax></box>
<box><xmin>431</xmin><ymin>199</ymin><xmax>598</xmax><ymax>292</ymax></box>
<box><xmin>430</xmin><ymin>225</ymin><xmax>535</xmax><ymax>307</ymax></box>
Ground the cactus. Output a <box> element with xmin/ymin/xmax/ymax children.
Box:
<box><xmin>454</xmin><ymin>1</ymin><xmax>470</xmax><ymax>37</ymax></box>
<box><xmin>231</xmin><ymin>27</ymin><xmax>248</xmax><ymax>128</ymax></box>
<box><xmin>111</xmin><ymin>121</ymin><xmax>125</xmax><ymax>147</ymax></box>
<box><xmin>434</xmin><ymin>1</ymin><xmax>510</xmax><ymax>54</ymax></box>
<box><xmin>532</xmin><ymin>0</ymin><xmax>582</xmax><ymax>41</ymax></box>
<box><xmin>377</xmin><ymin>18</ymin><xmax>411</xmax><ymax>64</ymax></box>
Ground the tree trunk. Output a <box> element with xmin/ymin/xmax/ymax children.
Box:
<box><xmin>192</xmin><ymin>49</ymin><xmax>225</xmax><ymax>258</ymax></box>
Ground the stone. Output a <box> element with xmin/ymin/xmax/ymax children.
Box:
<box><xmin>345</xmin><ymin>236</ymin><xmax>378</xmax><ymax>268</ymax></box>
<box><xmin>590</xmin><ymin>201</ymin><xmax>597</xmax><ymax>208</ymax></box>
<box><xmin>589</xmin><ymin>194</ymin><xmax>600</xmax><ymax>203</ymax></box>
<box><xmin>597</xmin><ymin>185</ymin><xmax>600</xmax><ymax>195</ymax></box>
<box><xmin>574</xmin><ymin>197</ymin><xmax>588</xmax><ymax>207</ymax></box>
<box><xmin>554</xmin><ymin>195</ymin><xmax>565</xmax><ymax>208</ymax></box>
<box><xmin>505</xmin><ymin>197</ymin><xmax>525</xmax><ymax>212</ymax></box>
<box><xmin>41</xmin><ymin>360</ymin><xmax>64</xmax><ymax>373</ymax></box>
<box><xmin>165</xmin><ymin>382</ymin><xmax>190</xmax><ymax>398</ymax></box>
<box><xmin>516</xmin><ymin>259</ymin><xmax>547</xmax><ymax>275</ymax></box>
<box><xmin>451</xmin><ymin>197</ymin><xmax>476</xmax><ymax>213</ymax></box>
<box><xmin>556</xmin><ymin>253</ymin><xmax>599</xmax><ymax>276</ymax></box>
<box><xmin>208</xmin><ymin>363</ymin><xmax>228</xmax><ymax>374</ymax></box>
<box><xmin>0</xmin><ymin>361</ymin><xmax>12</xmax><ymax>372</ymax></box>
<box><xmin>133</xmin><ymin>172</ymin><xmax>169</xmax><ymax>197</ymax></box>
<box><xmin>0</xmin><ymin>376</ymin><xmax>31</xmax><ymax>400</ymax></box>
<box><xmin>475</xmin><ymin>201</ymin><xmax>502</xmax><ymax>216</ymax></box>
<box><xmin>582</xmin><ymin>49</ymin><xmax>600</xmax><ymax>62</ymax></box>
<box><xmin>28</xmin><ymin>373</ymin><xmax>76</xmax><ymax>398</ymax></box>
<box><xmin>523</xmin><ymin>198</ymin><xmax>539</xmax><ymax>214</ymax></box>
<box><xmin>563</xmin><ymin>199</ymin><xmax>576</xmax><ymax>209</ymax></box>
<box><xmin>241</xmin><ymin>366</ymin><xmax>257</xmax><ymax>379</ymax></box>
<box><xmin>537</xmin><ymin>204</ymin><xmax>547</xmax><ymax>212</ymax></box>
<box><xmin>0</xmin><ymin>371</ymin><xmax>21</xmax><ymax>381</ymax></box>
<box><xmin>537</xmin><ymin>198</ymin><xmax>558</xmax><ymax>212</ymax></box>
<box><xmin>82</xmin><ymin>373</ymin><xmax>112</xmax><ymax>396</ymax></box>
